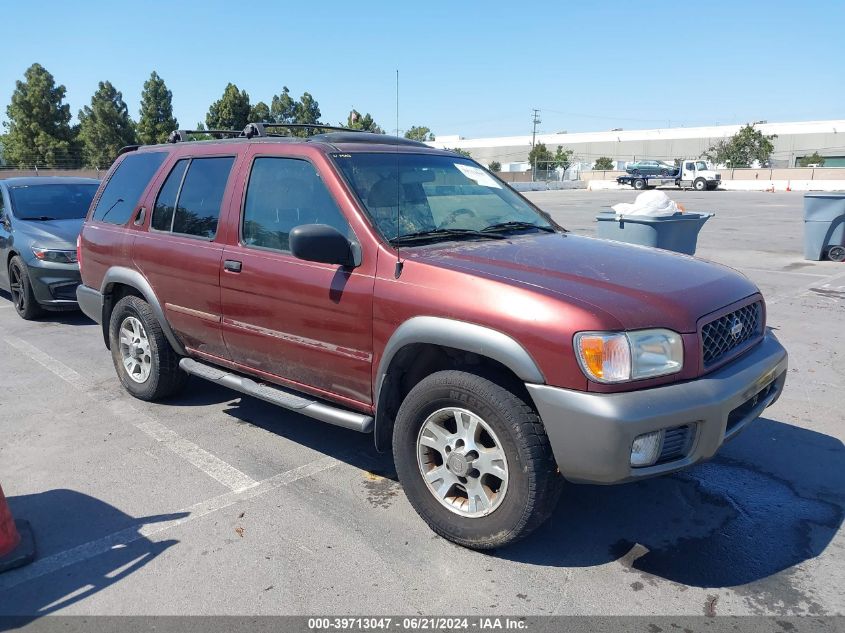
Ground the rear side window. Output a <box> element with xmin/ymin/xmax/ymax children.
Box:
<box><xmin>92</xmin><ymin>152</ymin><xmax>167</xmax><ymax>224</ymax></box>
<box><xmin>242</xmin><ymin>157</ymin><xmax>350</xmax><ymax>252</ymax></box>
<box><xmin>152</xmin><ymin>160</ymin><xmax>188</xmax><ymax>232</ymax></box>
<box><xmin>150</xmin><ymin>157</ymin><xmax>235</xmax><ymax>239</ymax></box>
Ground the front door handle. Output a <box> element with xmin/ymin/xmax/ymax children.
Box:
<box><xmin>223</xmin><ymin>259</ymin><xmax>242</xmax><ymax>273</ymax></box>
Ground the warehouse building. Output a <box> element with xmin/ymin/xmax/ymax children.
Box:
<box><xmin>429</xmin><ymin>119</ymin><xmax>845</xmax><ymax>170</ymax></box>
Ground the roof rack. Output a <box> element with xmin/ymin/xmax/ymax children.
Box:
<box><xmin>242</xmin><ymin>122</ymin><xmax>360</xmax><ymax>138</ymax></box>
<box><xmin>167</xmin><ymin>129</ymin><xmax>243</xmax><ymax>143</ymax></box>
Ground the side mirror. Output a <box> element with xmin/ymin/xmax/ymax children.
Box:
<box><xmin>289</xmin><ymin>224</ymin><xmax>360</xmax><ymax>267</ymax></box>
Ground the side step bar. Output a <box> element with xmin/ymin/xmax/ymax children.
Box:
<box><xmin>179</xmin><ymin>358</ymin><xmax>373</xmax><ymax>433</ymax></box>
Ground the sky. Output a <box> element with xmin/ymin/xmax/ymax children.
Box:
<box><xmin>2</xmin><ymin>0</ymin><xmax>843</xmax><ymax>140</ymax></box>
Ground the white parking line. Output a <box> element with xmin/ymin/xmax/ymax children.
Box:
<box><xmin>0</xmin><ymin>456</ymin><xmax>339</xmax><ymax>591</ymax></box>
<box><xmin>2</xmin><ymin>333</ymin><xmax>258</xmax><ymax>493</ymax></box>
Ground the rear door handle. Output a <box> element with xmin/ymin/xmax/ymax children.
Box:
<box><xmin>223</xmin><ymin>259</ymin><xmax>242</xmax><ymax>273</ymax></box>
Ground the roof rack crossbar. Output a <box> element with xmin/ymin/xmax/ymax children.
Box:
<box><xmin>242</xmin><ymin>122</ymin><xmax>362</xmax><ymax>139</ymax></box>
<box><xmin>167</xmin><ymin>129</ymin><xmax>242</xmax><ymax>143</ymax></box>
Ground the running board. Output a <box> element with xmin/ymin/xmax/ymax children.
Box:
<box><xmin>179</xmin><ymin>358</ymin><xmax>373</xmax><ymax>433</ymax></box>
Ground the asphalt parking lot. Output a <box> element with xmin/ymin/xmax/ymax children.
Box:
<box><xmin>0</xmin><ymin>190</ymin><xmax>843</xmax><ymax>617</ymax></box>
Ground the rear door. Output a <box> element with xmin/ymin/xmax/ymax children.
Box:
<box><xmin>132</xmin><ymin>151</ymin><xmax>238</xmax><ymax>358</ymax></box>
<box><xmin>219</xmin><ymin>147</ymin><xmax>375</xmax><ymax>409</ymax></box>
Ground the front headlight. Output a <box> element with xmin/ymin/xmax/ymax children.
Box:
<box><xmin>31</xmin><ymin>246</ymin><xmax>78</xmax><ymax>264</ymax></box>
<box><xmin>574</xmin><ymin>329</ymin><xmax>683</xmax><ymax>383</ymax></box>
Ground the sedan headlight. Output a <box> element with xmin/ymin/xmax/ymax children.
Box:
<box><xmin>31</xmin><ymin>246</ymin><xmax>78</xmax><ymax>264</ymax></box>
<box><xmin>574</xmin><ymin>329</ymin><xmax>683</xmax><ymax>383</ymax></box>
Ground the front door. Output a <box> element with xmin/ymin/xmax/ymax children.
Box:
<box><xmin>220</xmin><ymin>152</ymin><xmax>375</xmax><ymax>408</ymax></box>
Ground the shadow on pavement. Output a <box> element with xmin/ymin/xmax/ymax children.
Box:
<box><xmin>165</xmin><ymin>379</ymin><xmax>845</xmax><ymax>590</ymax></box>
<box><xmin>0</xmin><ymin>489</ymin><xmax>186</xmax><ymax>618</ymax></box>
<box><xmin>503</xmin><ymin>417</ymin><xmax>845</xmax><ymax>588</ymax></box>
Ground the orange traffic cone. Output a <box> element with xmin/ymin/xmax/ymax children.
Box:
<box><xmin>0</xmin><ymin>484</ymin><xmax>35</xmax><ymax>573</ymax></box>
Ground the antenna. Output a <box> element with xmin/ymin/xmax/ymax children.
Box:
<box><xmin>394</xmin><ymin>69</ymin><xmax>403</xmax><ymax>279</ymax></box>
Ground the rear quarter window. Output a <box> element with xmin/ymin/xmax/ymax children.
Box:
<box><xmin>91</xmin><ymin>152</ymin><xmax>167</xmax><ymax>225</ymax></box>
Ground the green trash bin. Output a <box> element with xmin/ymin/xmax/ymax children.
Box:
<box><xmin>595</xmin><ymin>211</ymin><xmax>713</xmax><ymax>256</ymax></box>
<box><xmin>803</xmin><ymin>193</ymin><xmax>845</xmax><ymax>262</ymax></box>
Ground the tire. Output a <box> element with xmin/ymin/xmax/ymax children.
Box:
<box><xmin>694</xmin><ymin>178</ymin><xmax>706</xmax><ymax>191</ymax></box>
<box><xmin>660</xmin><ymin>169</ymin><xmax>669</xmax><ymax>176</ymax></box>
<box><xmin>828</xmin><ymin>245</ymin><xmax>845</xmax><ymax>262</ymax></box>
<box><xmin>393</xmin><ymin>370</ymin><xmax>562</xmax><ymax>550</ymax></box>
<box><xmin>631</xmin><ymin>169</ymin><xmax>640</xmax><ymax>176</ymax></box>
<box><xmin>8</xmin><ymin>256</ymin><xmax>44</xmax><ymax>320</ymax></box>
<box><xmin>108</xmin><ymin>295</ymin><xmax>187</xmax><ymax>401</ymax></box>
<box><xmin>633</xmin><ymin>178</ymin><xmax>646</xmax><ymax>190</ymax></box>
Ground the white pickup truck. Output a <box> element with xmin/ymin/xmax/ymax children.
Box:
<box><xmin>618</xmin><ymin>159</ymin><xmax>722</xmax><ymax>191</ymax></box>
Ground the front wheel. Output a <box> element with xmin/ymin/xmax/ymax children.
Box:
<box><xmin>393</xmin><ymin>370</ymin><xmax>562</xmax><ymax>549</ymax></box>
<box><xmin>8</xmin><ymin>256</ymin><xmax>44</xmax><ymax>320</ymax></box>
<box><xmin>109</xmin><ymin>295</ymin><xmax>187</xmax><ymax>401</ymax></box>
<box><xmin>694</xmin><ymin>178</ymin><xmax>707</xmax><ymax>191</ymax></box>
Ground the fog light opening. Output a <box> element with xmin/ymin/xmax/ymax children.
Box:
<box><xmin>630</xmin><ymin>430</ymin><xmax>665</xmax><ymax>467</ymax></box>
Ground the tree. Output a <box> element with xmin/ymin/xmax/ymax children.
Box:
<box><xmin>206</xmin><ymin>83</ymin><xmax>251</xmax><ymax>132</ymax></box>
<box><xmin>77</xmin><ymin>81</ymin><xmax>137</xmax><ymax>168</ymax></box>
<box><xmin>345</xmin><ymin>109</ymin><xmax>383</xmax><ymax>134</ymax></box>
<box><xmin>405</xmin><ymin>125</ymin><xmax>434</xmax><ymax>142</ymax></box>
<box><xmin>270</xmin><ymin>87</ymin><xmax>297</xmax><ymax>124</ymax></box>
<box><xmin>594</xmin><ymin>156</ymin><xmax>614</xmax><ymax>170</ymax></box>
<box><xmin>3</xmin><ymin>63</ymin><xmax>77</xmax><ymax>167</ymax></box>
<box><xmin>553</xmin><ymin>146</ymin><xmax>574</xmax><ymax>170</ymax></box>
<box><xmin>249</xmin><ymin>101</ymin><xmax>271</xmax><ymax>123</ymax></box>
<box><xmin>447</xmin><ymin>148</ymin><xmax>472</xmax><ymax>158</ymax></box>
<box><xmin>295</xmin><ymin>92</ymin><xmax>321</xmax><ymax>125</ymax></box>
<box><xmin>704</xmin><ymin>123</ymin><xmax>777</xmax><ymax>167</ymax></box>
<box><xmin>528</xmin><ymin>142</ymin><xmax>554</xmax><ymax>170</ymax></box>
<box><xmin>798</xmin><ymin>152</ymin><xmax>826</xmax><ymax>167</ymax></box>
<box><xmin>137</xmin><ymin>71</ymin><xmax>178</xmax><ymax>145</ymax></box>
<box><xmin>488</xmin><ymin>161</ymin><xmax>501</xmax><ymax>172</ymax></box>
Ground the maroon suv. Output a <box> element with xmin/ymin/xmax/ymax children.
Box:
<box><xmin>77</xmin><ymin>125</ymin><xmax>788</xmax><ymax>549</ymax></box>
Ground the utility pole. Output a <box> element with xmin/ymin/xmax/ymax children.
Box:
<box><xmin>531</xmin><ymin>108</ymin><xmax>541</xmax><ymax>148</ymax></box>
<box><xmin>531</xmin><ymin>109</ymin><xmax>541</xmax><ymax>182</ymax></box>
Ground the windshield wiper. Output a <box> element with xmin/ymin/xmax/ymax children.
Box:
<box><xmin>20</xmin><ymin>216</ymin><xmax>58</xmax><ymax>221</ymax></box>
<box><xmin>390</xmin><ymin>228</ymin><xmax>506</xmax><ymax>245</ymax></box>
<box><xmin>481</xmin><ymin>221</ymin><xmax>556</xmax><ymax>233</ymax></box>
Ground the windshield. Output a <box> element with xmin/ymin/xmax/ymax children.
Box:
<box><xmin>8</xmin><ymin>183</ymin><xmax>99</xmax><ymax>220</ymax></box>
<box><xmin>332</xmin><ymin>153</ymin><xmax>555</xmax><ymax>242</ymax></box>
<box><xmin>695</xmin><ymin>161</ymin><xmax>709</xmax><ymax>171</ymax></box>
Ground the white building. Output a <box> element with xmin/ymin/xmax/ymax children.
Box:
<box><xmin>429</xmin><ymin>120</ymin><xmax>845</xmax><ymax>169</ymax></box>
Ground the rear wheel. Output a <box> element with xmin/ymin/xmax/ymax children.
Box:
<box><xmin>694</xmin><ymin>178</ymin><xmax>707</xmax><ymax>191</ymax></box>
<box><xmin>393</xmin><ymin>370</ymin><xmax>562</xmax><ymax>549</ymax></box>
<box><xmin>633</xmin><ymin>178</ymin><xmax>646</xmax><ymax>190</ymax></box>
<box><xmin>8</xmin><ymin>256</ymin><xmax>44</xmax><ymax>320</ymax></box>
<box><xmin>109</xmin><ymin>295</ymin><xmax>187</xmax><ymax>400</ymax></box>
<box><xmin>828</xmin><ymin>246</ymin><xmax>845</xmax><ymax>262</ymax></box>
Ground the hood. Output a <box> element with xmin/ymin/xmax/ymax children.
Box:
<box><xmin>404</xmin><ymin>232</ymin><xmax>758</xmax><ymax>332</ymax></box>
<box><xmin>14</xmin><ymin>217</ymin><xmax>83</xmax><ymax>250</ymax></box>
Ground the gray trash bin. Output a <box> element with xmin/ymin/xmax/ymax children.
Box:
<box><xmin>804</xmin><ymin>193</ymin><xmax>845</xmax><ymax>262</ymax></box>
<box><xmin>595</xmin><ymin>211</ymin><xmax>713</xmax><ymax>255</ymax></box>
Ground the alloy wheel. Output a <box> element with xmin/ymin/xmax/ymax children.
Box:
<box><xmin>416</xmin><ymin>407</ymin><xmax>509</xmax><ymax>517</ymax></box>
<box><xmin>118</xmin><ymin>316</ymin><xmax>152</xmax><ymax>383</ymax></box>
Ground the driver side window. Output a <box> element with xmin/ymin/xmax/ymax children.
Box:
<box><xmin>242</xmin><ymin>157</ymin><xmax>352</xmax><ymax>252</ymax></box>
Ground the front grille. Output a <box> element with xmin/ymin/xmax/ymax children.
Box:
<box><xmin>657</xmin><ymin>424</ymin><xmax>693</xmax><ymax>464</ymax></box>
<box><xmin>701</xmin><ymin>301</ymin><xmax>763</xmax><ymax>368</ymax></box>
<box><xmin>50</xmin><ymin>282</ymin><xmax>79</xmax><ymax>301</ymax></box>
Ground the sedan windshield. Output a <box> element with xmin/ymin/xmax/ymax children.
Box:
<box><xmin>332</xmin><ymin>153</ymin><xmax>555</xmax><ymax>243</ymax></box>
<box><xmin>8</xmin><ymin>183</ymin><xmax>99</xmax><ymax>220</ymax></box>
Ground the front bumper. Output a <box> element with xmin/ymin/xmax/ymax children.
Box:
<box><xmin>28</xmin><ymin>262</ymin><xmax>81</xmax><ymax>311</ymax></box>
<box><xmin>526</xmin><ymin>331</ymin><xmax>787</xmax><ymax>484</ymax></box>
